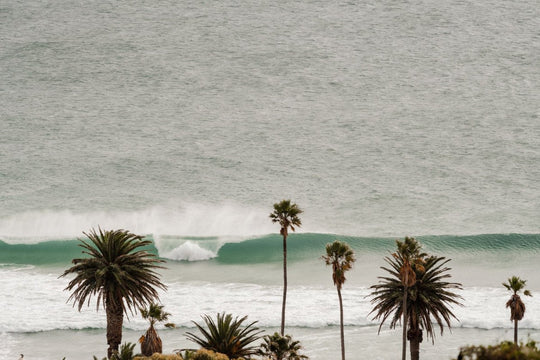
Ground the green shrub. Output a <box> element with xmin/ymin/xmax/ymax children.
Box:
<box><xmin>185</xmin><ymin>313</ymin><xmax>262</xmax><ymax>359</ymax></box>
<box><xmin>456</xmin><ymin>340</ymin><xmax>540</xmax><ymax>360</ymax></box>
<box><xmin>192</xmin><ymin>349</ymin><xmax>229</xmax><ymax>360</ymax></box>
<box><xmin>258</xmin><ymin>332</ymin><xmax>309</xmax><ymax>360</ymax></box>
<box><xmin>133</xmin><ymin>354</ymin><xmax>183</xmax><ymax>360</ymax></box>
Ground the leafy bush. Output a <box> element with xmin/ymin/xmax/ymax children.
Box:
<box><xmin>133</xmin><ymin>353</ymin><xmax>183</xmax><ymax>360</ymax></box>
<box><xmin>185</xmin><ymin>313</ymin><xmax>262</xmax><ymax>359</ymax></box>
<box><xmin>191</xmin><ymin>349</ymin><xmax>229</xmax><ymax>360</ymax></box>
<box><xmin>94</xmin><ymin>342</ymin><xmax>136</xmax><ymax>360</ymax></box>
<box><xmin>456</xmin><ymin>340</ymin><xmax>540</xmax><ymax>360</ymax></box>
<box><xmin>258</xmin><ymin>333</ymin><xmax>309</xmax><ymax>360</ymax></box>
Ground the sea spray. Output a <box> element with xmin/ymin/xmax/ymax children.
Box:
<box><xmin>0</xmin><ymin>204</ymin><xmax>279</xmax><ymax>243</ymax></box>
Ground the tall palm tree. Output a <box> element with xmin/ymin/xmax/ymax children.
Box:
<box><xmin>322</xmin><ymin>240</ymin><xmax>355</xmax><ymax>360</ymax></box>
<box><xmin>270</xmin><ymin>199</ymin><xmax>303</xmax><ymax>336</ymax></box>
<box><xmin>139</xmin><ymin>303</ymin><xmax>175</xmax><ymax>356</ymax></box>
<box><xmin>503</xmin><ymin>276</ymin><xmax>532</xmax><ymax>345</ymax></box>
<box><xmin>61</xmin><ymin>228</ymin><xmax>166</xmax><ymax>359</ymax></box>
<box><xmin>392</xmin><ymin>237</ymin><xmax>426</xmax><ymax>360</ymax></box>
<box><xmin>370</xmin><ymin>251</ymin><xmax>462</xmax><ymax>360</ymax></box>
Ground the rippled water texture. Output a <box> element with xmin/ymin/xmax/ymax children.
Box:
<box><xmin>2</xmin><ymin>0</ymin><xmax>539</xmax><ymax>236</ymax></box>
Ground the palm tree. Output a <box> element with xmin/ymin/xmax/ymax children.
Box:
<box><xmin>392</xmin><ymin>237</ymin><xmax>426</xmax><ymax>360</ymax></box>
<box><xmin>139</xmin><ymin>303</ymin><xmax>175</xmax><ymax>356</ymax></box>
<box><xmin>61</xmin><ymin>228</ymin><xmax>166</xmax><ymax>359</ymax></box>
<box><xmin>258</xmin><ymin>332</ymin><xmax>309</xmax><ymax>360</ymax></box>
<box><xmin>185</xmin><ymin>312</ymin><xmax>263</xmax><ymax>359</ymax></box>
<box><xmin>503</xmin><ymin>276</ymin><xmax>532</xmax><ymax>346</ymax></box>
<box><xmin>270</xmin><ymin>199</ymin><xmax>303</xmax><ymax>336</ymax></box>
<box><xmin>322</xmin><ymin>240</ymin><xmax>355</xmax><ymax>360</ymax></box>
<box><xmin>370</xmin><ymin>251</ymin><xmax>462</xmax><ymax>360</ymax></box>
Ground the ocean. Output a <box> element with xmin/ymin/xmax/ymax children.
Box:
<box><xmin>1</xmin><ymin>0</ymin><xmax>539</xmax><ymax>359</ymax></box>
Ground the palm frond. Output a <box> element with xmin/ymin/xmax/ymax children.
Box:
<box><xmin>322</xmin><ymin>240</ymin><xmax>355</xmax><ymax>289</ymax></box>
<box><xmin>369</xmin><ymin>252</ymin><xmax>463</xmax><ymax>341</ymax></box>
<box><xmin>269</xmin><ymin>199</ymin><xmax>303</xmax><ymax>234</ymax></box>
<box><xmin>61</xmin><ymin>228</ymin><xmax>166</xmax><ymax>315</ymax></box>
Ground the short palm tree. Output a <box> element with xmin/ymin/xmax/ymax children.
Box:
<box><xmin>322</xmin><ymin>240</ymin><xmax>355</xmax><ymax>360</ymax></box>
<box><xmin>370</xmin><ymin>251</ymin><xmax>462</xmax><ymax>360</ymax></box>
<box><xmin>139</xmin><ymin>303</ymin><xmax>175</xmax><ymax>356</ymax></box>
<box><xmin>185</xmin><ymin>312</ymin><xmax>263</xmax><ymax>359</ymax></box>
<box><xmin>258</xmin><ymin>332</ymin><xmax>309</xmax><ymax>360</ymax></box>
<box><xmin>61</xmin><ymin>228</ymin><xmax>166</xmax><ymax>359</ymax></box>
<box><xmin>503</xmin><ymin>276</ymin><xmax>532</xmax><ymax>345</ymax></box>
<box><xmin>270</xmin><ymin>199</ymin><xmax>303</xmax><ymax>336</ymax></box>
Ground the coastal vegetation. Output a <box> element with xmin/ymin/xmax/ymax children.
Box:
<box><xmin>322</xmin><ymin>240</ymin><xmax>355</xmax><ymax>360</ymax></box>
<box><xmin>455</xmin><ymin>339</ymin><xmax>540</xmax><ymax>359</ymax></box>
<box><xmin>60</xmin><ymin>224</ymin><xmax>536</xmax><ymax>360</ymax></box>
<box><xmin>185</xmin><ymin>313</ymin><xmax>263</xmax><ymax>359</ymax></box>
<box><xmin>269</xmin><ymin>200</ymin><xmax>303</xmax><ymax>336</ymax></box>
<box><xmin>140</xmin><ymin>303</ymin><xmax>176</xmax><ymax>356</ymax></box>
<box><xmin>503</xmin><ymin>276</ymin><xmax>532</xmax><ymax>346</ymax></box>
<box><xmin>62</xmin><ymin>228</ymin><xmax>166</xmax><ymax>359</ymax></box>
<box><xmin>370</xmin><ymin>237</ymin><xmax>463</xmax><ymax>360</ymax></box>
<box><xmin>258</xmin><ymin>333</ymin><xmax>308</xmax><ymax>360</ymax></box>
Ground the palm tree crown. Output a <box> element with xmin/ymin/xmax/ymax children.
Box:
<box><xmin>370</xmin><ymin>252</ymin><xmax>462</xmax><ymax>360</ymax></box>
<box><xmin>323</xmin><ymin>240</ymin><xmax>356</xmax><ymax>290</ymax></box>
<box><xmin>61</xmin><ymin>228</ymin><xmax>166</xmax><ymax>358</ymax></box>
<box><xmin>504</xmin><ymin>276</ymin><xmax>532</xmax><ymax>321</ymax></box>
<box><xmin>270</xmin><ymin>199</ymin><xmax>303</xmax><ymax>237</ymax></box>
<box><xmin>394</xmin><ymin>237</ymin><xmax>426</xmax><ymax>288</ymax></box>
<box><xmin>140</xmin><ymin>303</ymin><xmax>174</xmax><ymax>328</ymax></box>
<box><xmin>62</xmin><ymin>228</ymin><xmax>166</xmax><ymax>313</ymax></box>
<box><xmin>503</xmin><ymin>276</ymin><xmax>532</xmax><ymax>345</ymax></box>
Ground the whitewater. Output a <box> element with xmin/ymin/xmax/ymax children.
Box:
<box><xmin>1</xmin><ymin>0</ymin><xmax>539</xmax><ymax>358</ymax></box>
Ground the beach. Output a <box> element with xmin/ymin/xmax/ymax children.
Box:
<box><xmin>6</xmin><ymin>326</ymin><xmax>539</xmax><ymax>360</ymax></box>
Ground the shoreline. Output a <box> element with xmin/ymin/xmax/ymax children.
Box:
<box><xmin>6</xmin><ymin>326</ymin><xmax>540</xmax><ymax>360</ymax></box>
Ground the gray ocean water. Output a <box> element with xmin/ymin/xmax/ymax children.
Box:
<box><xmin>2</xmin><ymin>0</ymin><xmax>539</xmax><ymax>236</ymax></box>
<box><xmin>1</xmin><ymin>0</ymin><xmax>540</xmax><ymax>359</ymax></box>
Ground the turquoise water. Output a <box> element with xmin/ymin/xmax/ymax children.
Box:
<box><xmin>1</xmin><ymin>233</ymin><xmax>540</xmax><ymax>265</ymax></box>
<box><xmin>1</xmin><ymin>0</ymin><xmax>539</xmax><ymax>358</ymax></box>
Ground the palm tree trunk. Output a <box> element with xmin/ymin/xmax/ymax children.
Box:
<box><xmin>338</xmin><ymin>286</ymin><xmax>345</xmax><ymax>360</ymax></box>
<box><xmin>514</xmin><ymin>319</ymin><xmax>518</xmax><ymax>345</ymax></box>
<box><xmin>402</xmin><ymin>287</ymin><xmax>408</xmax><ymax>360</ymax></box>
<box><xmin>106</xmin><ymin>298</ymin><xmax>124</xmax><ymax>359</ymax></box>
<box><xmin>409</xmin><ymin>334</ymin><xmax>420</xmax><ymax>360</ymax></box>
<box><xmin>142</xmin><ymin>324</ymin><xmax>162</xmax><ymax>356</ymax></box>
<box><xmin>408</xmin><ymin>326</ymin><xmax>422</xmax><ymax>360</ymax></box>
<box><xmin>281</xmin><ymin>234</ymin><xmax>287</xmax><ymax>336</ymax></box>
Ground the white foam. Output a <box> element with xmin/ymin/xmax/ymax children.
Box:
<box><xmin>2</xmin><ymin>265</ymin><xmax>539</xmax><ymax>333</ymax></box>
<box><xmin>162</xmin><ymin>241</ymin><xmax>217</xmax><ymax>261</ymax></box>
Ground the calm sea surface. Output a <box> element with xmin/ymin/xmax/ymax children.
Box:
<box><xmin>1</xmin><ymin>0</ymin><xmax>539</xmax><ymax>358</ymax></box>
